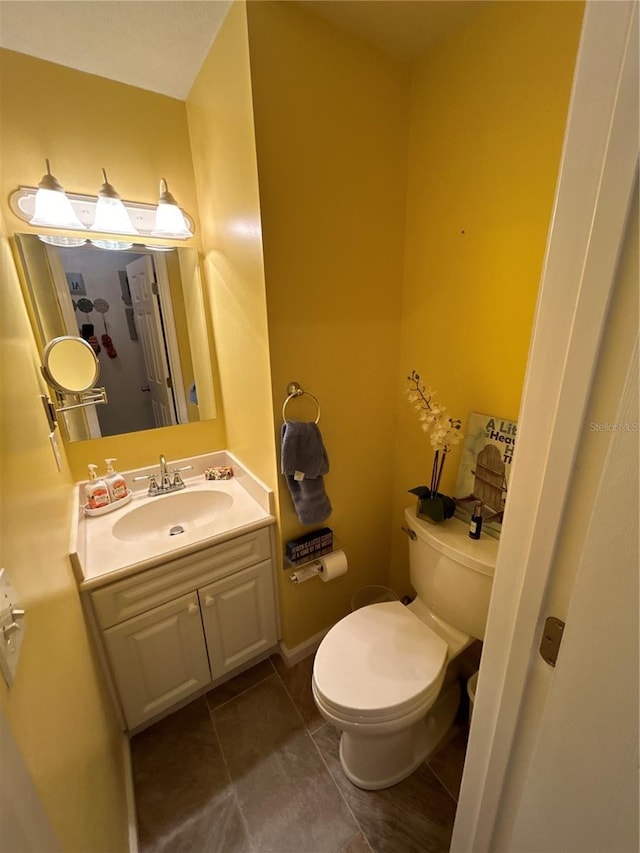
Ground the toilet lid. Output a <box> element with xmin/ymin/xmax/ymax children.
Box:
<box><xmin>313</xmin><ymin>601</ymin><xmax>448</xmax><ymax>722</ymax></box>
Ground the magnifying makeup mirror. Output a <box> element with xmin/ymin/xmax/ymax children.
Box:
<box><xmin>41</xmin><ymin>335</ymin><xmax>100</xmax><ymax>393</ymax></box>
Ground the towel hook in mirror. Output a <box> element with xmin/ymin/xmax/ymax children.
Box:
<box><xmin>282</xmin><ymin>381</ymin><xmax>321</xmax><ymax>424</ymax></box>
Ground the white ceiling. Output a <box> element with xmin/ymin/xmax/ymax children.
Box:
<box><xmin>0</xmin><ymin>0</ymin><xmax>487</xmax><ymax>99</ymax></box>
<box><xmin>0</xmin><ymin>1</ymin><xmax>232</xmax><ymax>100</ymax></box>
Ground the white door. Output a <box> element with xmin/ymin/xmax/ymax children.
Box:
<box><xmin>103</xmin><ymin>592</ymin><xmax>211</xmax><ymax>729</ymax></box>
<box><xmin>199</xmin><ymin>561</ymin><xmax>278</xmax><ymax>678</ymax></box>
<box><xmin>452</xmin><ymin>3</ymin><xmax>638</xmax><ymax>850</ymax></box>
<box><xmin>126</xmin><ymin>255</ymin><xmax>176</xmax><ymax>428</ymax></box>
<box><xmin>509</xmin><ymin>340</ymin><xmax>638</xmax><ymax>852</ymax></box>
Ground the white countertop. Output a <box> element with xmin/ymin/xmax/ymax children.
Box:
<box><xmin>70</xmin><ymin>451</ymin><xmax>275</xmax><ymax>589</ymax></box>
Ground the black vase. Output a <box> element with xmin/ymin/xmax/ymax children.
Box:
<box><xmin>417</xmin><ymin>493</ymin><xmax>456</xmax><ymax>523</ymax></box>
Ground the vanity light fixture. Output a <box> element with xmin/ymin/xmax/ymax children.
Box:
<box><xmin>10</xmin><ymin>164</ymin><xmax>195</xmax><ymax>240</ymax></box>
<box><xmin>151</xmin><ymin>178</ymin><xmax>193</xmax><ymax>239</ymax></box>
<box><xmin>29</xmin><ymin>160</ymin><xmax>85</xmax><ymax>230</ymax></box>
<box><xmin>90</xmin><ymin>169</ymin><xmax>138</xmax><ymax>235</ymax></box>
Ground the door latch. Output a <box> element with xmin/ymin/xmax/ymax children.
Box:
<box><xmin>539</xmin><ymin>616</ymin><xmax>565</xmax><ymax>667</ymax></box>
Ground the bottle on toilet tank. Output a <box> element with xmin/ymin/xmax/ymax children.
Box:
<box><xmin>469</xmin><ymin>501</ymin><xmax>483</xmax><ymax>540</ymax></box>
<box><xmin>104</xmin><ymin>458</ymin><xmax>128</xmax><ymax>502</ymax></box>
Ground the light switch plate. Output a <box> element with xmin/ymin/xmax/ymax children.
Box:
<box><xmin>0</xmin><ymin>569</ymin><xmax>26</xmax><ymax>688</ymax></box>
<box><xmin>49</xmin><ymin>431</ymin><xmax>62</xmax><ymax>472</ymax></box>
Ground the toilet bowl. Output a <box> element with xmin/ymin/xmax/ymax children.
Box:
<box><xmin>312</xmin><ymin>509</ymin><xmax>498</xmax><ymax>790</ymax></box>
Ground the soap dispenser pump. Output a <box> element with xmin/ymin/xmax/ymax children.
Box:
<box><xmin>104</xmin><ymin>458</ymin><xmax>128</xmax><ymax>502</ymax></box>
<box><xmin>85</xmin><ymin>464</ymin><xmax>111</xmax><ymax>509</ymax></box>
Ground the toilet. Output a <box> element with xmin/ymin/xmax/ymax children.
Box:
<box><xmin>312</xmin><ymin>506</ymin><xmax>498</xmax><ymax>790</ymax></box>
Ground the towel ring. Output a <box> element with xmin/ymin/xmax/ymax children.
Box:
<box><xmin>282</xmin><ymin>382</ymin><xmax>321</xmax><ymax>424</ymax></box>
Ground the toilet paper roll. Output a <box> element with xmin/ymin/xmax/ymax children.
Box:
<box><xmin>317</xmin><ymin>549</ymin><xmax>348</xmax><ymax>582</ymax></box>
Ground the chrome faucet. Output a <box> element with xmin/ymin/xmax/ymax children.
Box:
<box><xmin>133</xmin><ymin>455</ymin><xmax>193</xmax><ymax>496</ymax></box>
<box><xmin>159</xmin><ymin>454</ymin><xmax>171</xmax><ymax>490</ymax></box>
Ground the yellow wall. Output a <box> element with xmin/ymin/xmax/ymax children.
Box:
<box><xmin>0</xmin><ymin>212</ymin><xmax>129</xmax><ymax>850</ymax></box>
<box><xmin>186</xmin><ymin>2</ymin><xmax>276</xmax><ymax>491</ymax></box>
<box><xmin>390</xmin><ymin>0</ymin><xmax>584</xmax><ymax>594</ymax></box>
<box><xmin>0</xmin><ymin>48</ymin><xmax>226</xmax><ymax>479</ymax></box>
<box><xmin>246</xmin><ymin>1</ymin><xmax>411</xmax><ymax>647</ymax></box>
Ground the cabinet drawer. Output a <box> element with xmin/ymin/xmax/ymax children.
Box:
<box><xmin>91</xmin><ymin>526</ymin><xmax>271</xmax><ymax>629</ymax></box>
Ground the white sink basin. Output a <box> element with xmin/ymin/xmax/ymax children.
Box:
<box><xmin>112</xmin><ymin>489</ymin><xmax>233</xmax><ymax>543</ymax></box>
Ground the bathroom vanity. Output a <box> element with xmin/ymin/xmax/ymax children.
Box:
<box><xmin>70</xmin><ymin>452</ymin><xmax>279</xmax><ymax>731</ymax></box>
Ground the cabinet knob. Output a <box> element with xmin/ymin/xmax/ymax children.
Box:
<box><xmin>187</xmin><ymin>602</ymin><xmax>199</xmax><ymax>616</ymax></box>
<box><xmin>204</xmin><ymin>596</ymin><xmax>215</xmax><ymax>607</ymax></box>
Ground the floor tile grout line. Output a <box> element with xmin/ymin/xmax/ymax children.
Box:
<box><xmin>205</xmin><ymin>658</ymin><xmax>278</xmax><ymax>714</ymax></box>
<box><xmin>271</xmin><ymin>658</ymin><xmax>374</xmax><ymax>851</ymax></box>
<box><xmin>425</xmin><ymin>760</ymin><xmax>460</xmax><ymax>807</ymax></box>
<box><xmin>269</xmin><ymin>658</ymin><xmax>314</xmax><ymax>733</ymax></box>
<box><xmin>339</xmin><ymin>830</ymin><xmax>375</xmax><ymax>853</ymax></box>
<box><xmin>205</xmin><ymin>699</ymin><xmax>258</xmax><ymax>853</ymax></box>
<box><xmin>309</xmin><ymin>723</ymin><xmax>373</xmax><ymax>851</ymax></box>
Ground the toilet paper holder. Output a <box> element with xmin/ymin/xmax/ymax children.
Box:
<box><xmin>288</xmin><ymin>549</ymin><xmax>348</xmax><ymax>583</ymax></box>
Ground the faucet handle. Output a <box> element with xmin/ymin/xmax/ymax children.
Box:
<box><xmin>171</xmin><ymin>466</ymin><xmax>191</xmax><ymax>488</ymax></box>
<box><xmin>148</xmin><ymin>474</ymin><xmax>159</xmax><ymax>496</ymax></box>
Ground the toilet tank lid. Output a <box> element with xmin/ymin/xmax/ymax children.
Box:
<box><xmin>404</xmin><ymin>507</ymin><xmax>498</xmax><ymax>576</ymax></box>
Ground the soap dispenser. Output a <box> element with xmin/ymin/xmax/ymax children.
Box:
<box><xmin>104</xmin><ymin>458</ymin><xmax>128</xmax><ymax>502</ymax></box>
<box><xmin>85</xmin><ymin>464</ymin><xmax>111</xmax><ymax>510</ymax></box>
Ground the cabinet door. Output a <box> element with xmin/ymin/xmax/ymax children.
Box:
<box><xmin>103</xmin><ymin>592</ymin><xmax>211</xmax><ymax>729</ymax></box>
<box><xmin>199</xmin><ymin>560</ymin><xmax>277</xmax><ymax>679</ymax></box>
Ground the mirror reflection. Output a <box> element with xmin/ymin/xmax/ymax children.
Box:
<box><xmin>15</xmin><ymin>234</ymin><xmax>216</xmax><ymax>441</ymax></box>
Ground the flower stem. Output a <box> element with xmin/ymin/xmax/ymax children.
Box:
<box><xmin>436</xmin><ymin>451</ymin><xmax>446</xmax><ymax>495</ymax></box>
<box><xmin>431</xmin><ymin>451</ymin><xmax>439</xmax><ymax>496</ymax></box>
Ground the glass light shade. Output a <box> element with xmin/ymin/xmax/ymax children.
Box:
<box><xmin>38</xmin><ymin>234</ymin><xmax>88</xmax><ymax>247</ymax></box>
<box><xmin>29</xmin><ymin>160</ymin><xmax>85</xmax><ymax>229</ymax></box>
<box><xmin>90</xmin><ymin>169</ymin><xmax>138</xmax><ymax>235</ymax></box>
<box><xmin>151</xmin><ymin>178</ymin><xmax>193</xmax><ymax>238</ymax></box>
<box><xmin>30</xmin><ymin>187</ymin><xmax>85</xmax><ymax>229</ymax></box>
<box><xmin>90</xmin><ymin>239</ymin><xmax>134</xmax><ymax>251</ymax></box>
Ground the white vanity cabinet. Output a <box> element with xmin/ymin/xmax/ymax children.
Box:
<box><xmin>87</xmin><ymin>526</ymin><xmax>277</xmax><ymax>730</ymax></box>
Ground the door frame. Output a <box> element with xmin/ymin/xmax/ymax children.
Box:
<box><xmin>451</xmin><ymin>2</ymin><xmax>639</xmax><ymax>850</ymax></box>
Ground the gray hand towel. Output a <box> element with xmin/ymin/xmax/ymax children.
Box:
<box><xmin>281</xmin><ymin>421</ymin><xmax>332</xmax><ymax>525</ymax></box>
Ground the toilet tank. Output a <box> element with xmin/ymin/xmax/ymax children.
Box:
<box><xmin>404</xmin><ymin>507</ymin><xmax>498</xmax><ymax>640</ymax></box>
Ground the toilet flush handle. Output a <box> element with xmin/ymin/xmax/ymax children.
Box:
<box><xmin>401</xmin><ymin>526</ymin><xmax>417</xmax><ymax>541</ymax></box>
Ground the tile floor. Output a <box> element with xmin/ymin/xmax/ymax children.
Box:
<box><xmin>130</xmin><ymin>654</ymin><xmax>470</xmax><ymax>853</ymax></box>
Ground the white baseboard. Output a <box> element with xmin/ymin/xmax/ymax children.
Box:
<box><xmin>278</xmin><ymin>627</ymin><xmax>329</xmax><ymax>667</ymax></box>
<box><xmin>122</xmin><ymin>734</ymin><xmax>138</xmax><ymax>853</ymax></box>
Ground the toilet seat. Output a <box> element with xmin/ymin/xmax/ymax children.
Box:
<box><xmin>313</xmin><ymin>601</ymin><xmax>448</xmax><ymax>724</ymax></box>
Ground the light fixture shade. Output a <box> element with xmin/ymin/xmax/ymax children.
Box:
<box><xmin>151</xmin><ymin>178</ymin><xmax>193</xmax><ymax>238</ymax></box>
<box><xmin>38</xmin><ymin>234</ymin><xmax>88</xmax><ymax>248</ymax></box>
<box><xmin>90</xmin><ymin>239</ymin><xmax>134</xmax><ymax>251</ymax></box>
<box><xmin>30</xmin><ymin>160</ymin><xmax>86</xmax><ymax>229</ymax></box>
<box><xmin>90</xmin><ymin>169</ymin><xmax>138</xmax><ymax>235</ymax></box>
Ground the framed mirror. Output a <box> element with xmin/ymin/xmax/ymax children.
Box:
<box><xmin>41</xmin><ymin>335</ymin><xmax>100</xmax><ymax>393</ymax></box>
<box><xmin>14</xmin><ymin>234</ymin><xmax>217</xmax><ymax>442</ymax></box>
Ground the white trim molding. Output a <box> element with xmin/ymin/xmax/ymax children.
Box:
<box><xmin>451</xmin><ymin>2</ymin><xmax>639</xmax><ymax>851</ymax></box>
<box><xmin>278</xmin><ymin>627</ymin><xmax>328</xmax><ymax>667</ymax></box>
